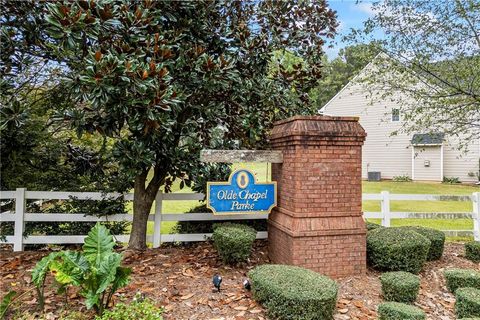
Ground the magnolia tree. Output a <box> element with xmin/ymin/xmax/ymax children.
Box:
<box><xmin>350</xmin><ymin>0</ymin><xmax>479</xmax><ymax>150</ymax></box>
<box><xmin>2</xmin><ymin>1</ymin><xmax>338</xmax><ymax>249</ymax></box>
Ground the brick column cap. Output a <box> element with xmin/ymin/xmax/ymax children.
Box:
<box><xmin>270</xmin><ymin>115</ymin><xmax>366</xmax><ymax>145</ymax></box>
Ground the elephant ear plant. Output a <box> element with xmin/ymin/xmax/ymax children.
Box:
<box><xmin>31</xmin><ymin>223</ymin><xmax>132</xmax><ymax>315</ymax></box>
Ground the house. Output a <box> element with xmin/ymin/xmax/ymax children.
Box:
<box><xmin>320</xmin><ymin>62</ymin><xmax>479</xmax><ymax>183</ymax></box>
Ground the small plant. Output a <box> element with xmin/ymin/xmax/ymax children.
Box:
<box><xmin>393</xmin><ymin>175</ymin><xmax>412</xmax><ymax>182</ymax></box>
<box><xmin>0</xmin><ymin>291</ymin><xmax>17</xmax><ymax>319</ymax></box>
<box><xmin>443</xmin><ymin>176</ymin><xmax>461</xmax><ymax>184</ymax></box>
<box><xmin>465</xmin><ymin>241</ymin><xmax>480</xmax><ymax>263</ymax></box>
<box><xmin>378</xmin><ymin>302</ymin><xmax>426</xmax><ymax>320</ymax></box>
<box><xmin>95</xmin><ymin>297</ymin><xmax>163</xmax><ymax>320</ymax></box>
<box><xmin>380</xmin><ymin>271</ymin><xmax>420</xmax><ymax>303</ymax></box>
<box><xmin>455</xmin><ymin>287</ymin><xmax>480</xmax><ymax>319</ymax></box>
<box><xmin>212</xmin><ymin>223</ymin><xmax>256</xmax><ymax>264</ymax></box>
<box><xmin>367</xmin><ymin>227</ymin><xmax>431</xmax><ymax>274</ymax></box>
<box><xmin>31</xmin><ymin>223</ymin><xmax>132</xmax><ymax>315</ymax></box>
<box><xmin>399</xmin><ymin>226</ymin><xmax>445</xmax><ymax>260</ymax></box>
<box><xmin>249</xmin><ymin>264</ymin><xmax>338</xmax><ymax>320</ymax></box>
<box><xmin>444</xmin><ymin>269</ymin><xmax>480</xmax><ymax>293</ymax></box>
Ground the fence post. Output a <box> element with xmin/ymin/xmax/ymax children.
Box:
<box><xmin>152</xmin><ymin>190</ymin><xmax>163</xmax><ymax>248</ymax></box>
<box><xmin>381</xmin><ymin>191</ymin><xmax>391</xmax><ymax>227</ymax></box>
<box><xmin>473</xmin><ymin>192</ymin><xmax>480</xmax><ymax>241</ymax></box>
<box><xmin>13</xmin><ymin>188</ymin><xmax>26</xmax><ymax>251</ymax></box>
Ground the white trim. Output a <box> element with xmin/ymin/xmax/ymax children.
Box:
<box><xmin>411</xmin><ymin>146</ymin><xmax>415</xmax><ymax>180</ymax></box>
<box><xmin>390</xmin><ymin>108</ymin><xmax>401</xmax><ymax>122</ymax></box>
<box><xmin>440</xmin><ymin>144</ymin><xmax>444</xmax><ymax>181</ymax></box>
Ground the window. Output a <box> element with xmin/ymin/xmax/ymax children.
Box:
<box><xmin>391</xmin><ymin>108</ymin><xmax>400</xmax><ymax>122</ymax></box>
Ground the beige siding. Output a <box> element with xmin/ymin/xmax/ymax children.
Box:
<box><xmin>323</xmin><ymin>81</ymin><xmax>412</xmax><ymax>180</ymax></box>
<box><xmin>323</xmin><ymin>76</ymin><xmax>479</xmax><ymax>183</ymax></box>
<box><xmin>443</xmin><ymin>139</ymin><xmax>479</xmax><ymax>183</ymax></box>
<box><xmin>413</xmin><ymin>146</ymin><xmax>441</xmax><ymax>181</ymax></box>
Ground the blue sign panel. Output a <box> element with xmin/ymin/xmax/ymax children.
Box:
<box><xmin>207</xmin><ymin>169</ymin><xmax>277</xmax><ymax>215</ymax></box>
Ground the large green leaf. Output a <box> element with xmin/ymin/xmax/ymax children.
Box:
<box><xmin>31</xmin><ymin>252</ymin><xmax>59</xmax><ymax>286</ymax></box>
<box><xmin>83</xmin><ymin>223</ymin><xmax>115</xmax><ymax>267</ymax></box>
<box><xmin>110</xmin><ymin>266</ymin><xmax>132</xmax><ymax>293</ymax></box>
<box><xmin>95</xmin><ymin>253</ymin><xmax>122</xmax><ymax>295</ymax></box>
<box><xmin>50</xmin><ymin>251</ymin><xmax>88</xmax><ymax>286</ymax></box>
<box><xmin>84</xmin><ymin>289</ymin><xmax>99</xmax><ymax>310</ymax></box>
<box><xmin>0</xmin><ymin>291</ymin><xmax>16</xmax><ymax>319</ymax></box>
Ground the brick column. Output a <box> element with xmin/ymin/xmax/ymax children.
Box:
<box><xmin>268</xmin><ymin>115</ymin><xmax>367</xmax><ymax>278</ymax></box>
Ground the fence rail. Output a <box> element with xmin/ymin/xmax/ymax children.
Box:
<box><xmin>1</xmin><ymin>188</ymin><xmax>479</xmax><ymax>251</ymax></box>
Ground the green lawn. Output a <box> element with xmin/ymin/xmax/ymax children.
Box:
<box><xmin>127</xmin><ymin>163</ymin><xmax>478</xmax><ymax>241</ymax></box>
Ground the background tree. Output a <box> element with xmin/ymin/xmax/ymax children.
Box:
<box><xmin>311</xmin><ymin>42</ymin><xmax>380</xmax><ymax>109</ymax></box>
<box><xmin>2</xmin><ymin>0</ymin><xmax>338</xmax><ymax>250</ymax></box>
<box><xmin>349</xmin><ymin>0</ymin><xmax>479</xmax><ymax>150</ymax></box>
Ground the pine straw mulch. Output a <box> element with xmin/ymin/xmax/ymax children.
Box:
<box><xmin>0</xmin><ymin>241</ymin><xmax>479</xmax><ymax>320</ymax></box>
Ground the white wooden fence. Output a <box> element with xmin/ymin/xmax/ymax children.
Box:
<box><xmin>1</xmin><ymin>188</ymin><xmax>479</xmax><ymax>251</ymax></box>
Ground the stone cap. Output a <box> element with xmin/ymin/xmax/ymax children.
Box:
<box><xmin>270</xmin><ymin>115</ymin><xmax>366</xmax><ymax>145</ymax></box>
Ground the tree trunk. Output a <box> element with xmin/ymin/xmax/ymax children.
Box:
<box><xmin>128</xmin><ymin>167</ymin><xmax>166</xmax><ymax>250</ymax></box>
<box><xmin>128</xmin><ymin>192</ymin><xmax>154</xmax><ymax>250</ymax></box>
<box><xmin>128</xmin><ymin>173</ymin><xmax>156</xmax><ymax>250</ymax></box>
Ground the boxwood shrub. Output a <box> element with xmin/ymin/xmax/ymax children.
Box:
<box><xmin>212</xmin><ymin>223</ymin><xmax>256</xmax><ymax>264</ymax></box>
<box><xmin>444</xmin><ymin>269</ymin><xmax>480</xmax><ymax>293</ymax></box>
<box><xmin>399</xmin><ymin>226</ymin><xmax>445</xmax><ymax>260</ymax></box>
<box><xmin>456</xmin><ymin>288</ymin><xmax>480</xmax><ymax>319</ymax></box>
<box><xmin>248</xmin><ymin>264</ymin><xmax>338</xmax><ymax>320</ymax></box>
<box><xmin>465</xmin><ymin>241</ymin><xmax>480</xmax><ymax>263</ymax></box>
<box><xmin>367</xmin><ymin>227</ymin><xmax>431</xmax><ymax>274</ymax></box>
<box><xmin>380</xmin><ymin>271</ymin><xmax>420</xmax><ymax>303</ymax></box>
<box><xmin>378</xmin><ymin>302</ymin><xmax>425</xmax><ymax>320</ymax></box>
<box><xmin>366</xmin><ymin>221</ymin><xmax>383</xmax><ymax>231</ymax></box>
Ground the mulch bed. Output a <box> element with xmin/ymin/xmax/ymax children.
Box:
<box><xmin>1</xmin><ymin>241</ymin><xmax>478</xmax><ymax>320</ymax></box>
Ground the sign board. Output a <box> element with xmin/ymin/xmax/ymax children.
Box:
<box><xmin>207</xmin><ymin>169</ymin><xmax>277</xmax><ymax>215</ymax></box>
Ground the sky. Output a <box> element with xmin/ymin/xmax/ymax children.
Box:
<box><xmin>325</xmin><ymin>0</ymin><xmax>383</xmax><ymax>59</ymax></box>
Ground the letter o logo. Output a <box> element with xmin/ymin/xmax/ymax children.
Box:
<box><xmin>237</xmin><ymin>171</ymin><xmax>249</xmax><ymax>189</ymax></box>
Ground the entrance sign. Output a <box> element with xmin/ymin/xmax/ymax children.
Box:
<box><xmin>207</xmin><ymin>169</ymin><xmax>277</xmax><ymax>215</ymax></box>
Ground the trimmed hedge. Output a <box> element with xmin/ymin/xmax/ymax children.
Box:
<box><xmin>465</xmin><ymin>241</ymin><xmax>480</xmax><ymax>263</ymax></box>
<box><xmin>212</xmin><ymin>223</ymin><xmax>256</xmax><ymax>264</ymax></box>
<box><xmin>378</xmin><ymin>302</ymin><xmax>425</xmax><ymax>320</ymax></box>
<box><xmin>444</xmin><ymin>269</ymin><xmax>480</xmax><ymax>293</ymax></box>
<box><xmin>456</xmin><ymin>288</ymin><xmax>480</xmax><ymax>319</ymax></box>
<box><xmin>399</xmin><ymin>226</ymin><xmax>445</xmax><ymax>260</ymax></box>
<box><xmin>367</xmin><ymin>227</ymin><xmax>431</xmax><ymax>274</ymax></box>
<box><xmin>380</xmin><ymin>271</ymin><xmax>420</xmax><ymax>303</ymax></box>
<box><xmin>366</xmin><ymin>221</ymin><xmax>383</xmax><ymax>231</ymax></box>
<box><xmin>248</xmin><ymin>264</ymin><xmax>338</xmax><ymax>320</ymax></box>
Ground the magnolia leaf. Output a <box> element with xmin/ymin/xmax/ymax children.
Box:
<box><xmin>83</xmin><ymin>223</ymin><xmax>115</xmax><ymax>266</ymax></box>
